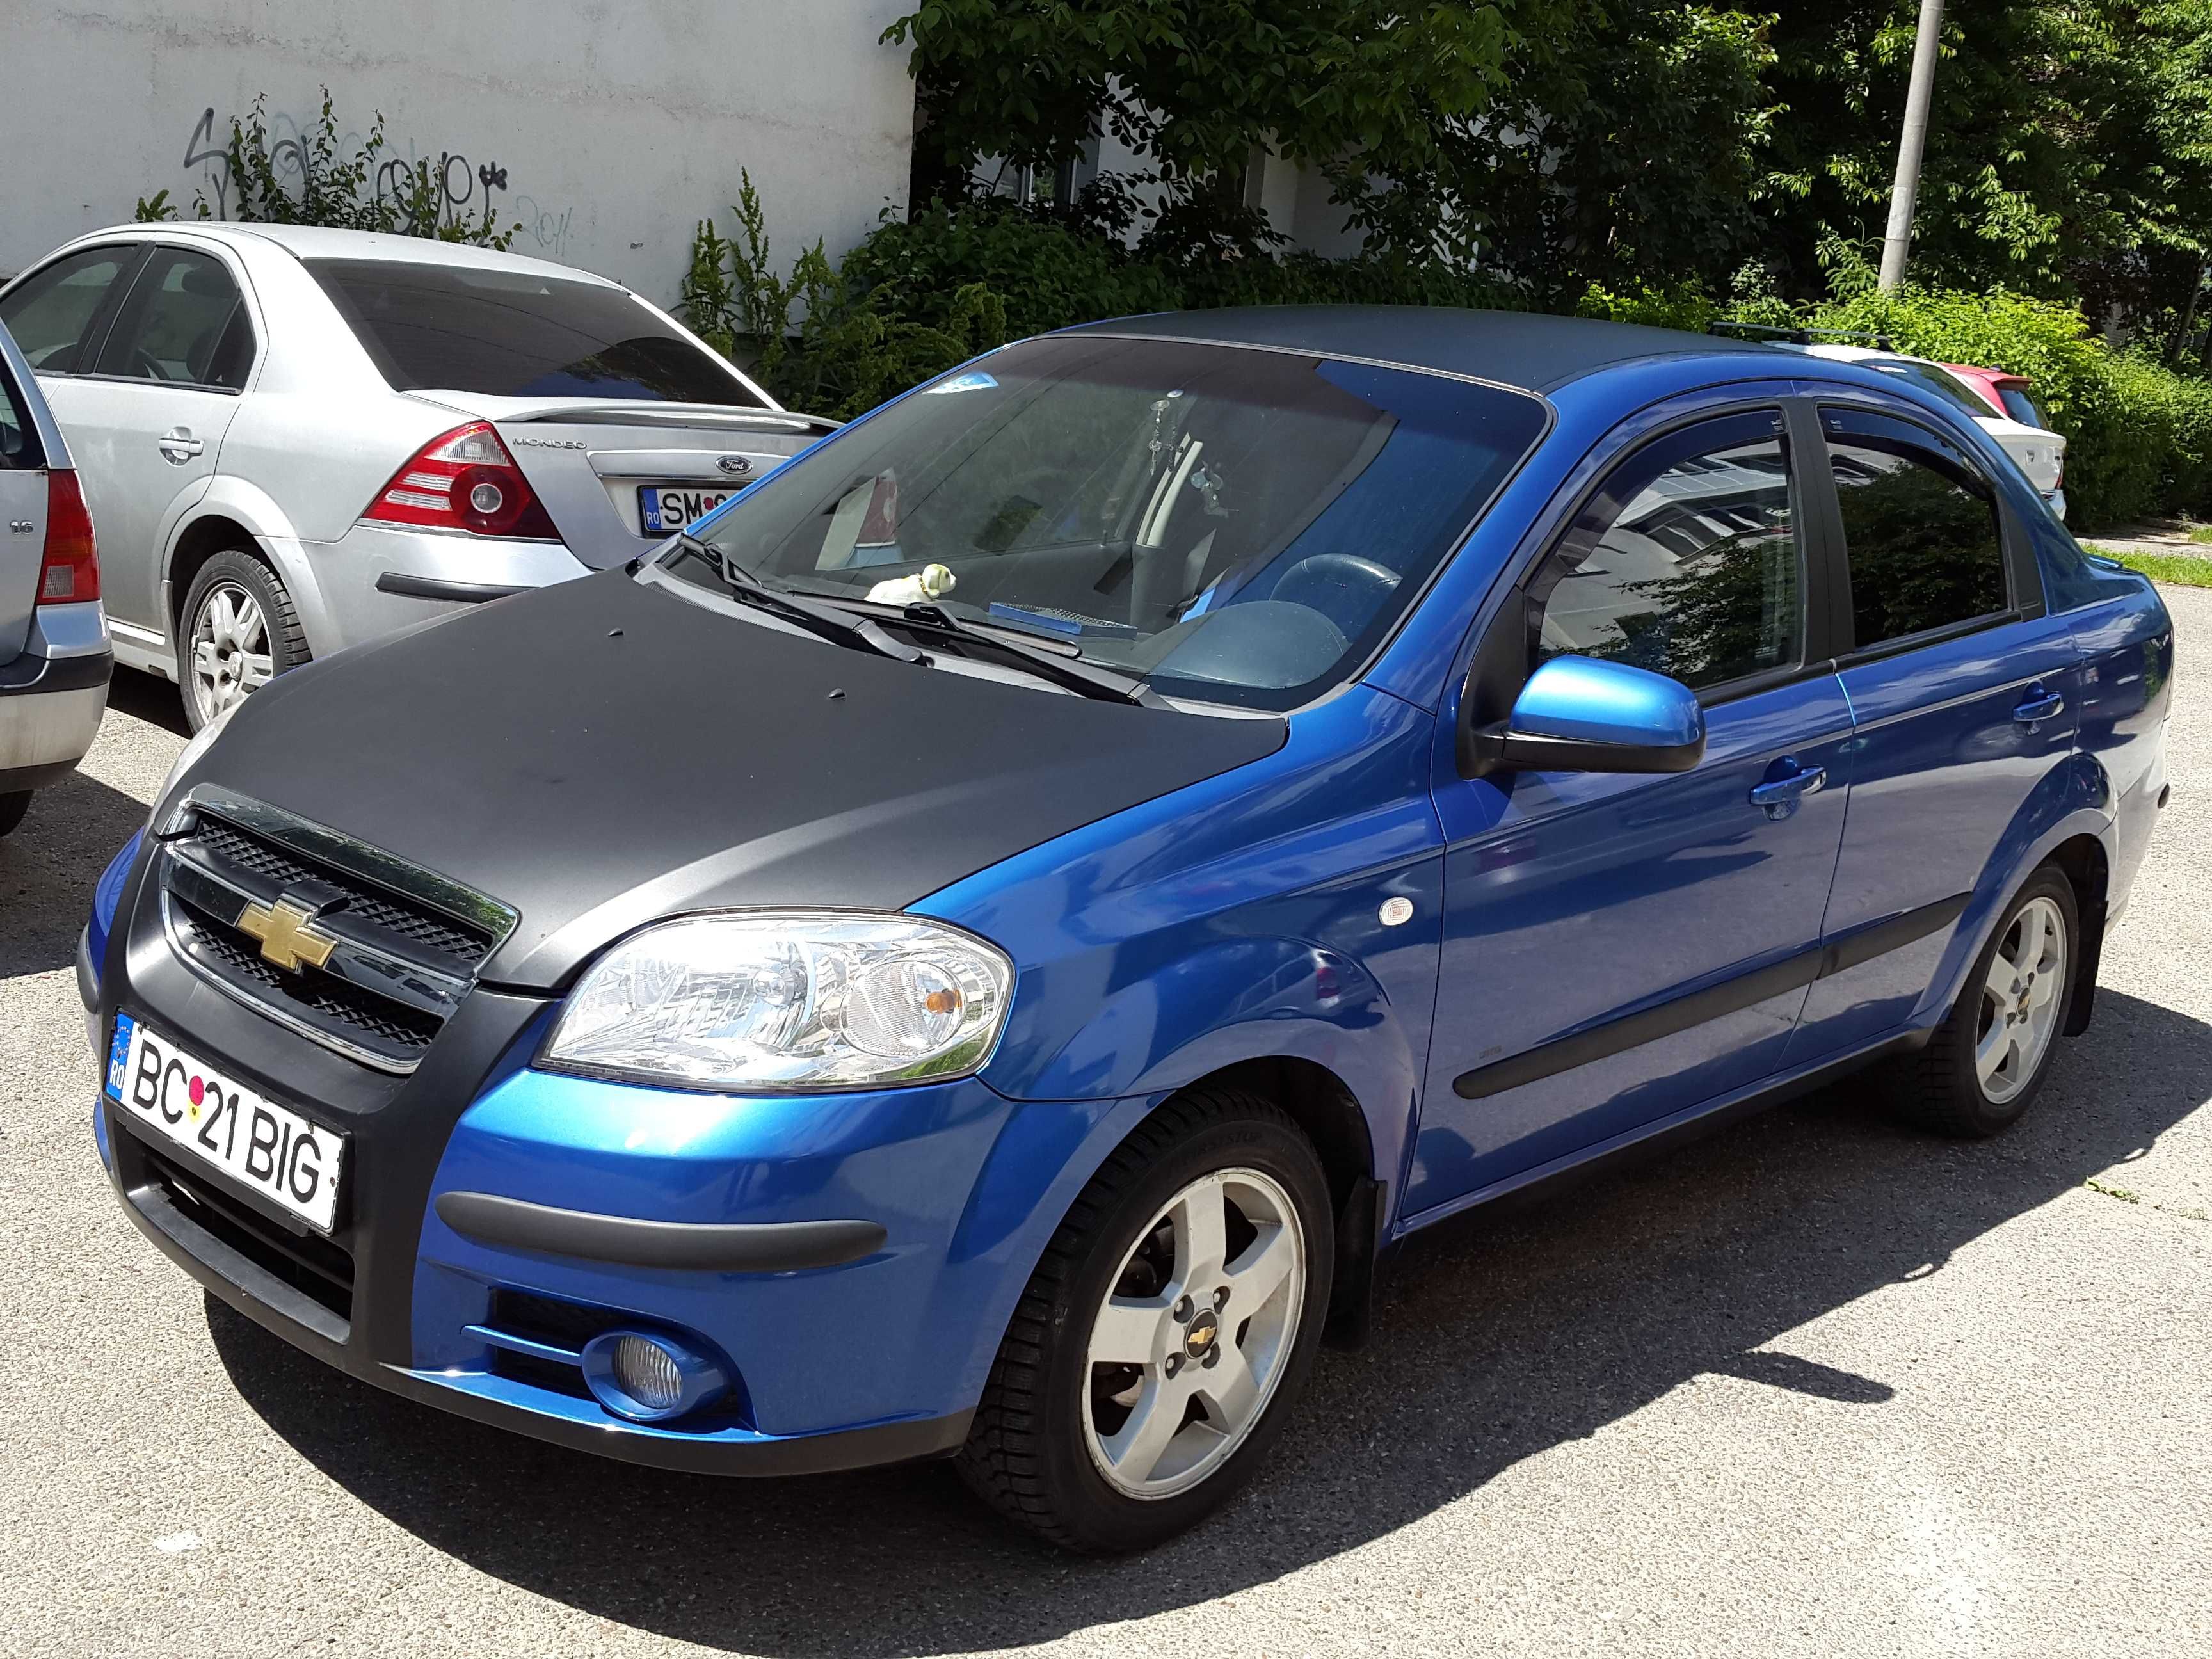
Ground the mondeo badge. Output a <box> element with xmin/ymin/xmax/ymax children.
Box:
<box><xmin>237</xmin><ymin>895</ymin><xmax>339</xmax><ymax>973</ymax></box>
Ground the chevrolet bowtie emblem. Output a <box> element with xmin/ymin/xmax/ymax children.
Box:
<box><xmin>237</xmin><ymin>896</ymin><xmax>339</xmax><ymax>973</ymax></box>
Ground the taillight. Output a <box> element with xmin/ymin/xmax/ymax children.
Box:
<box><xmin>362</xmin><ymin>422</ymin><xmax>558</xmax><ymax>540</ymax></box>
<box><xmin>38</xmin><ymin>470</ymin><xmax>100</xmax><ymax>605</ymax></box>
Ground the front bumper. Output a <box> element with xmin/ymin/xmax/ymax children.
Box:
<box><xmin>88</xmin><ymin>832</ymin><xmax>1112</xmax><ymax>1473</ymax></box>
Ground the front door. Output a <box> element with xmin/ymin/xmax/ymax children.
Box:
<box><xmin>1409</xmin><ymin>406</ymin><xmax>1850</xmax><ymax>1217</ymax></box>
<box><xmin>40</xmin><ymin>243</ymin><xmax>257</xmax><ymax>636</ymax></box>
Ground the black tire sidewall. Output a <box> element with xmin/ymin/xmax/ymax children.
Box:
<box><xmin>179</xmin><ymin>550</ymin><xmax>308</xmax><ymax>733</ymax></box>
<box><xmin>1943</xmin><ymin>868</ymin><xmax>2080</xmax><ymax>1132</ymax></box>
<box><xmin>1032</xmin><ymin>1111</ymin><xmax>1334</xmax><ymax>1552</ymax></box>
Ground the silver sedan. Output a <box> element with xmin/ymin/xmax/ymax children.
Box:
<box><xmin>0</xmin><ymin>225</ymin><xmax>833</xmax><ymax>729</ymax></box>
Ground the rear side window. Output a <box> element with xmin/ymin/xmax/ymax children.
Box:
<box><xmin>1527</xmin><ymin>410</ymin><xmax>1802</xmax><ymax>691</ymax></box>
<box><xmin>0</xmin><ymin>355</ymin><xmax>42</xmax><ymax>469</ymax></box>
<box><xmin>93</xmin><ymin>247</ymin><xmax>256</xmax><ymax>390</ymax></box>
<box><xmin>1860</xmin><ymin>358</ymin><xmax>1996</xmax><ymax>423</ymax></box>
<box><xmin>1998</xmin><ymin>387</ymin><xmax>2046</xmax><ymax>428</ymax></box>
<box><xmin>307</xmin><ymin>259</ymin><xmax>764</xmax><ymax>407</ymax></box>
<box><xmin>1823</xmin><ymin>408</ymin><xmax>2008</xmax><ymax>650</ymax></box>
<box><xmin>0</xmin><ymin>245</ymin><xmax>138</xmax><ymax>373</ymax></box>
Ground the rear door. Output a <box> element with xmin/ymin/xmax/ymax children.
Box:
<box><xmin>1785</xmin><ymin>403</ymin><xmax>2079</xmax><ymax>1063</ymax></box>
<box><xmin>1411</xmin><ymin>404</ymin><xmax>1853</xmax><ymax>1215</ymax></box>
<box><xmin>54</xmin><ymin>243</ymin><xmax>257</xmax><ymax>634</ymax></box>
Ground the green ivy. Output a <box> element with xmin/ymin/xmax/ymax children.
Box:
<box><xmin>136</xmin><ymin>91</ymin><xmax>513</xmax><ymax>248</ymax></box>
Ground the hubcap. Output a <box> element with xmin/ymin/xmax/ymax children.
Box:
<box><xmin>1082</xmin><ymin>1167</ymin><xmax>1304</xmax><ymax>1500</ymax></box>
<box><xmin>1976</xmin><ymin>895</ymin><xmax>2067</xmax><ymax>1105</ymax></box>
<box><xmin>189</xmin><ymin>581</ymin><xmax>273</xmax><ymax>726</ymax></box>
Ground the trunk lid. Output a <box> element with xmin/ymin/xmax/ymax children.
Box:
<box><xmin>1974</xmin><ymin>413</ymin><xmax>2065</xmax><ymax>497</ymax></box>
<box><xmin>410</xmin><ymin>390</ymin><xmax>836</xmax><ymax>569</ymax></box>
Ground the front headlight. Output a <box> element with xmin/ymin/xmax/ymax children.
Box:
<box><xmin>540</xmin><ymin>911</ymin><xmax>1014</xmax><ymax>1091</ymax></box>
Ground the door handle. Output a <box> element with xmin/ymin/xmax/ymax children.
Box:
<box><xmin>157</xmin><ymin>426</ymin><xmax>204</xmax><ymax>463</ymax></box>
<box><xmin>1750</xmin><ymin>762</ymin><xmax>1827</xmax><ymax>820</ymax></box>
<box><xmin>2013</xmin><ymin>686</ymin><xmax>2065</xmax><ymax>725</ymax></box>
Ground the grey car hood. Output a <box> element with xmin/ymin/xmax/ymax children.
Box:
<box><xmin>188</xmin><ymin>570</ymin><xmax>1286</xmax><ymax>990</ymax></box>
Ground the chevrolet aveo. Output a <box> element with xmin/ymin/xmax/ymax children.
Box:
<box><xmin>82</xmin><ymin>309</ymin><xmax>2172</xmax><ymax>1552</ymax></box>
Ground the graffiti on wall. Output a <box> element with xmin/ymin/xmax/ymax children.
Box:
<box><xmin>175</xmin><ymin>104</ymin><xmax>575</xmax><ymax>259</ymax></box>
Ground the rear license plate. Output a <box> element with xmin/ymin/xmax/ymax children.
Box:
<box><xmin>639</xmin><ymin>485</ymin><xmax>739</xmax><ymax>534</ymax></box>
<box><xmin>104</xmin><ymin>1012</ymin><xmax>346</xmax><ymax>1232</ymax></box>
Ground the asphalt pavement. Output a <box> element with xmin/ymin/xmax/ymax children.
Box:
<box><xmin>3</xmin><ymin>599</ymin><xmax>2208</xmax><ymax>1659</ymax></box>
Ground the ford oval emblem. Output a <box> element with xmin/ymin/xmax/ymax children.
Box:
<box><xmin>716</xmin><ymin>455</ymin><xmax>751</xmax><ymax>477</ymax></box>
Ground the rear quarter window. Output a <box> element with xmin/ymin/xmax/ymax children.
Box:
<box><xmin>1999</xmin><ymin>387</ymin><xmax>2047</xmax><ymax>428</ymax></box>
<box><xmin>307</xmin><ymin>259</ymin><xmax>764</xmax><ymax>408</ymax></box>
<box><xmin>0</xmin><ymin>352</ymin><xmax>44</xmax><ymax>469</ymax></box>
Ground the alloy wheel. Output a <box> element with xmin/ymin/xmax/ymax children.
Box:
<box><xmin>188</xmin><ymin>581</ymin><xmax>273</xmax><ymax>726</ymax></box>
<box><xmin>1082</xmin><ymin>1166</ymin><xmax>1305</xmax><ymax>1500</ymax></box>
<box><xmin>1976</xmin><ymin>894</ymin><xmax>2067</xmax><ymax>1105</ymax></box>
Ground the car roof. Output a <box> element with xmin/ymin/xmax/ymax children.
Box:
<box><xmin>53</xmin><ymin>222</ymin><xmax>623</xmax><ymax>289</ymax></box>
<box><xmin>1061</xmin><ymin>306</ymin><xmax>1790</xmax><ymax>395</ymax></box>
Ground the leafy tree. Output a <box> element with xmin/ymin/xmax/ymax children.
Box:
<box><xmin>886</xmin><ymin>1</ymin><xmax>1549</xmax><ymax>252</ymax></box>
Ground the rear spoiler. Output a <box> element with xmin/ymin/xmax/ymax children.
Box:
<box><xmin>495</xmin><ymin>403</ymin><xmax>841</xmax><ymax>435</ymax></box>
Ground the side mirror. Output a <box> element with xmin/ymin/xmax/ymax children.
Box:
<box><xmin>1463</xmin><ymin>655</ymin><xmax>1706</xmax><ymax>776</ymax></box>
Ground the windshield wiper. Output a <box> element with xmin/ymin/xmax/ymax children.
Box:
<box><xmin>898</xmin><ymin>602</ymin><xmax>1169</xmax><ymax>709</ymax></box>
<box><xmin>669</xmin><ymin>534</ymin><xmax>925</xmax><ymax>665</ymax></box>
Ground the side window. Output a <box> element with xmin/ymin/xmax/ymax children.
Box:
<box><xmin>0</xmin><ymin>245</ymin><xmax>139</xmax><ymax>373</ymax></box>
<box><xmin>1528</xmin><ymin>411</ymin><xmax>1802</xmax><ymax>691</ymax></box>
<box><xmin>1822</xmin><ymin>408</ymin><xmax>2007</xmax><ymax>650</ymax></box>
<box><xmin>0</xmin><ymin>359</ymin><xmax>41</xmax><ymax>469</ymax></box>
<box><xmin>93</xmin><ymin>248</ymin><xmax>255</xmax><ymax>390</ymax></box>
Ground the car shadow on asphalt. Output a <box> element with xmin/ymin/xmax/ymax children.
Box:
<box><xmin>0</xmin><ymin>767</ymin><xmax>150</xmax><ymax>982</ymax></box>
<box><xmin>206</xmin><ymin>988</ymin><xmax>2211</xmax><ymax>1657</ymax></box>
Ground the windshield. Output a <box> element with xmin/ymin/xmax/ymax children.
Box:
<box><xmin>670</xmin><ymin>335</ymin><xmax>1548</xmax><ymax>710</ymax></box>
<box><xmin>1998</xmin><ymin>386</ymin><xmax>2046</xmax><ymax>428</ymax></box>
<box><xmin>307</xmin><ymin>259</ymin><xmax>765</xmax><ymax>406</ymax></box>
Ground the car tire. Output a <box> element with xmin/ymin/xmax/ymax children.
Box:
<box><xmin>956</xmin><ymin>1085</ymin><xmax>1335</xmax><ymax>1553</ymax></box>
<box><xmin>1892</xmin><ymin>864</ymin><xmax>2080</xmax><ymax>1138</ymax></box>
<box><xmin>179</xmin><ymin>550</ymin><xmax>310</xmax><ymax>733</ymax></box>
<box><xmin>0</xmin><ymin>790</ymin><xmax>31</xmax><ymax>838</ymax></box>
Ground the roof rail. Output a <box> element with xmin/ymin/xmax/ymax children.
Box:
<box><xmin>1706</xmin><ymin>319</ymin><xmax>1896</xmax><ymax>351</ymax></box>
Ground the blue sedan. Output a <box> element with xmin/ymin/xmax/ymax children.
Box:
<box><xmin>82</xmin><ymin>307</ymin><xmax>2172</xmax><ymax>1552</ymax></box>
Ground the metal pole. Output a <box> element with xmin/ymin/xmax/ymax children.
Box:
<box><xmin>1879</xmin><ymin>0</ymin><xmax>1945</xmax><ymax>293</ymax></box>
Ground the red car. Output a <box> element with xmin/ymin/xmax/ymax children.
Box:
<box><xmin>1944</xmin><ymin>362</ymin><xmax>2049</xmax><ymax>429</ymax></box>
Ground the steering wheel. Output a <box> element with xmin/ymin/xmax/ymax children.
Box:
<box><xmin>1270</xmin><ymin>552</ymin><xmax>1400</xmax><ymax>619</ymax></box>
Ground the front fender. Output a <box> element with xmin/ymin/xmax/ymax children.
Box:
<box><xmin>916</xmin><ymin>683</ymin><xmax>1446</xmax><ymax>1184</ymax></box>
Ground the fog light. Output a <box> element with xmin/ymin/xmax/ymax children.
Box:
<box><xmin>579</xmin><ymin>1328</ymin><xmax>728</xmax><ymax>1423</ymax></box>
<box><xmin>469</xmin><ymin>481</ymin><xmax>504</xmax><ymax>515</ymax></box>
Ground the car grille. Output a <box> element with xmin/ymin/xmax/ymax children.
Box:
<box><xmin>154</xmin><ymin>789</ymin><xmax>517</xmax><ymax>1071</ymax></box>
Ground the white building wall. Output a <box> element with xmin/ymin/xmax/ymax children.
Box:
<box><xmin>0</xmin><ymin>1</ymin><xmax>917</xmax><ymax>301</ymax></box>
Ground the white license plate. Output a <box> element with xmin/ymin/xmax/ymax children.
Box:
<box><xmin>639</xmin><ymin>485</ymin><xmax>739</xmax><ymax>534</ymax></box>
<box><xmin>104</xmin><ymin>1013</ymin><xmax>346</xmax><ymax>1232</ymax></box>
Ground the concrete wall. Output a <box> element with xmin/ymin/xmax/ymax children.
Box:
<box><xmin>0</xmin><ymin>1</ymin><xmax>917</xmax><ymax>301</ymax></box>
